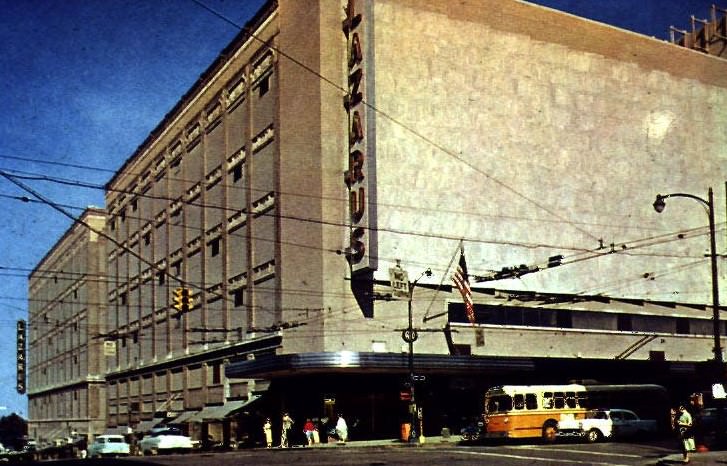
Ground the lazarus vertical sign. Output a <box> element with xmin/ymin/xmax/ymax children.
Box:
<box><xmin>17</xmin><ymin>319</ymin><xmax>26</xmax><ymax>394</ymax></box>
<box><xmin>343</xmin><ymin>0</ymin><xmax>377</xmax><ymax>273</ymax></box>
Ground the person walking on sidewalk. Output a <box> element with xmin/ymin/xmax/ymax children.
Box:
<box><xmin>303</xmin><ymin>419</ymin><xmax>317</xmax><ymax>446</ymax></box>
<box><xmin>280</xmin><ymin>412</ymin><xmax>294</xmax><ymax>448</ymax></box>
<box><xmin>263</xmin><ymin>418</ymin><xmax>273</xmax><ymax>448</ymax></box>
<box><xmin>335</xmin><ymin>414</ymin><xmax>348</xmax><ymax>444</ymax></box>
<box><xmin>677</xmin><ymin>405</ymin><xmax>695</xmax><ymax>463</ymax></box>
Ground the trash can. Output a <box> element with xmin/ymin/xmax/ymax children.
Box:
<box><xmin>400</xmin><ymin>423</ymin><xmax>411</xmax><ymax>442</ymax></box>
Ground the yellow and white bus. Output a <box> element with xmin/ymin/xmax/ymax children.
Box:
<box><xmin>483</xmin><ymin>384</ymin><xmax>668</xmax><ymax>441</ymax></box>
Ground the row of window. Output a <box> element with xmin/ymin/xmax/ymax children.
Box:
<box><xmin>486</xmin><ymin>391</ymin><xmax>586</xmax><ymax>413</ymax></box>
<box><xmin>448</xmin><ymin>302</ymin><xmax>723</xmax><ymax>336</ymax></box>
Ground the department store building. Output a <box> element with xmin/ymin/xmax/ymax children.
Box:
<box><xmin>29</xmin><ymin>0</ymin><xmax>727</xmax><ymax>443</ymax></box>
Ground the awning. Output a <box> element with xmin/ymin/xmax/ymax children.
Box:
<box><xmin>169</xmin><ymin>410</ymin><xmax>198</xmax><ymax>425</ymax></box>
<box><xmin>134</xmin><ymin>418</ymin><xmax>165</xmax><ymax>433</ymax></box>
<box><xmin>188</xmin><ymin>396</ymin><xmax>260</xmax><ymax>422</ymax></box>
<box><xmin>103</xmin><ymin>426</ymin><xmax>132</xmax><ymax>436</ymax></box>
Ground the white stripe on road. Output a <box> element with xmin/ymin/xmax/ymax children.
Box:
<box><xmin>508</xmin><ymin>445</ymin><xmax>642</xmax><ymax>458</ymax></box>
<box><xmin>442</xmin><ymin>449</ymin><xmax>632</xmax><ymax>465</ymax></box>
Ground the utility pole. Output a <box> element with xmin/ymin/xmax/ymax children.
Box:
<box><xmin>390</xmin><ymin>260</ymin><xmax>431</xmax><ymax>443</ymax></box>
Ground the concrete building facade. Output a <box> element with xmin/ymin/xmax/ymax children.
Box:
<box><xmin>29</xmin><ymin>0</ymin><xmax>727</xmax><ymax>444</ymax></box>
<box><xmin>27</xmin><ymin>209</ymin><xmax>107</xmax><ymax>444</ymax></box>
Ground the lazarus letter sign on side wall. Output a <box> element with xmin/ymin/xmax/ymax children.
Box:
<box><xmin>17</xmin><ymin>319</ymin><xmax>26</xmax><ymax>394</ymax></box>
<box><xmin>343</xmin><ymin>0</ymin><xmax>377</xmax><ymax>273</ymax></box>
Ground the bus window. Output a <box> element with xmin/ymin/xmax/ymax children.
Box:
<box><xmin>514</xmin><ymin>394</ymin><xmax>525</xmax><ymax>410</ymax></box>
<box><xmin>487</xmin><ymin>395</ymin><xmax>513</xmax><ymax>413</ymax></box>
<box><xmin>526</xmin><ymin>394</ymin><xmax>537</xmax><ymax>410</ymax></box>
<box><xmin>576</xmin><ymin>393</ymin><xmax>588</xmax><ymax>409</ymax></box>
<box><xmin>554</xmin><ymin>392</ymin><xmax>565</xmax><ymax>409</ymax></box>
<box><xmin>565</xmin><ymin>392</ymin><xmax>577</xmax><ymax>408</ymax></box>
<box><xmin>543</xmin><ymin>392</ymin><xmax>554</xmax><ymax>409</ymax></box>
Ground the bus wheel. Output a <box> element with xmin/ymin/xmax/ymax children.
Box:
<box><xmin>542</xmin><ymin>421</ymin><xmax>558</xmax><ymax>442</ymax></box>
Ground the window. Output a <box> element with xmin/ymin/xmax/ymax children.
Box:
<box><xmin>234</xmin><ymin>288</ymin><xmax>244</xmax><ymax>307</ymax></box>
<box><xmin>157</xmin><ymin>272</ymin><xmax>165</xmax><ymax>285</ymax></box>
<box><xmin>553</xmin><ymin>392</ymin><xmax>566</xmax><ymax>409</ymax></box>
<box><xmin>172</xmin><ymin>261</ymin><xmax>182</xmax><ymax>277</ymax></box>
<box><xmin>131</xmin><ymin>198</ymin><xmax>138</xmax><ymax>211</ymax></box>
<box><xmin>617</xmin><ymin>314</ymin><xmax>632</xmax><ymax>331</ymax></box>
<box><xmin>556</xmin><ymin>310</ymin><xmax>572</xmax><ymax>328</ymax></box>
<box><xmin>676</xmin><ymin>318</ymin><xmax>690</xmax><ymax>334</ymax></box>
<box><xmin>487</xmin><ymin>395</ymin><xmax>512</xmax><ymax>413</ymax></box>
<box><xmin>210</xmin><ymin>238</ymin><xmax>220</xmax><ymax>257</ymax></box>
<box><xmin>120</xmin><ymin>208</ymin><xmax>126</xmax><ymax>222</ymax></box>
<box><xmin>258</xmin><ymin>74</ymin><xmax>270</xmax><ymax>97</ymax></box>
<box><xmin>233</xmin><ymin>163</ymin><xmax>243</xmax><ymax>182</ymax></box>
<box><xmin>143</xmin><ymin>232</ymin><xmax>151</xmax><ymax>246</ymax></box>
<box><xmin>525</xmin><ymin>394</ymin><xmax>537</xmax><ymax>410</ymax></box>
<box><xmin>212</xmin><ymin>363</ymin><xmax>221</xmax><ymax>384</ymax></box>
<box><xmin>120</xmin><ymin>292</ymin><xmax>128</xmax><ymax>306</ymax></box>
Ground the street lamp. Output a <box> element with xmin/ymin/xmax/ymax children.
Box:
<box><xmin>403</xmin><ymin>267</ymin><xmax>432</xmax><ymax>443</ymax></box>
<box><xmin>652</xmin><ymin>188</ymin><xmax>723</xmax><ymax>372</ymax></box>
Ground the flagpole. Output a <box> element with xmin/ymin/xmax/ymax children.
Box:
<box><xmin>422</xmin><ymin>240</ymin><xmax>463</xmax><ymax>323</ymax></box>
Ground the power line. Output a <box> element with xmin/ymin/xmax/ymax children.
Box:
<box><xmin>188</xmin><ymin>0</ymin><xmax>605</xmax><ymax>242</ymax></box>
<box><xmin>0</xmin><ymin>156</ymin><xmax>692</xmax><ymax>235</ymax></box>
<box><xmin>4</xmin><ymin>166</ymin><xmax>686</xmax><ymax>242</ymax></box>
<box><xmin>10</xmin><ymin>167</ymin><xmax>723</xmax><ymax>274</ymax></box>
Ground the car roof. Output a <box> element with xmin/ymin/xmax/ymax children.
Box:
<box><xmin>97</xmin><ymin>435</ymin><xmax>126</xmax><ymax>439</ymax></box>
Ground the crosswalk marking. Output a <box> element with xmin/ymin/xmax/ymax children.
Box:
<box><xmin>508</xmin><ymin>445</ymin><xmax>642</xmax><ymax>458</ymax></box>
<box><xmin>442</xmin><ymin>449</ymin><xmax>632</xmax><ymax>466</ymax></box>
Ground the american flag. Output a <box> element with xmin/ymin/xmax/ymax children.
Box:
<box><xmin>452</xmin><ymin>246</ymin><xmax>475</xmax><ymax>324</ymax></box>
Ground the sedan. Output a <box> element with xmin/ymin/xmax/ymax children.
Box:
<box><xmin>138</xmin><ymin>427</ymin><xmax>194</xmax><ymax>455</ymax></box>
<box><xmin>86</xmin><ymin>435</ymin><xmax>130</xmax><ymax>458</ymax></box>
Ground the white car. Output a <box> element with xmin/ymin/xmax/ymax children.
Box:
<box><xmin>86</xmin><ymin>435</ymin><xmax>130</xmax><ymax>458</ymax></box>
<box><xmin>558</xmin><ymin>408</ymin><xmax>658</xmax><ymax>442</ymax></box>
<box><xmin>139</xmin><ymin>427</ymin><xmax>193</xmax><ymax>455</ymax></box>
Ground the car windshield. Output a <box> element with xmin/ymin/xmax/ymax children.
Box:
<box><xmin>586</xmin><ymin>410</ymin><xmax>608</xmax><ymax>420</ymax></box>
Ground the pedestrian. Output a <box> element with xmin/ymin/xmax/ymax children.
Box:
<box><xmin>263</xmin><ymin>418</ymin><xmax>273</xmax><ymax>448</ymax></box>
<box><xmin>280</xmin><ymin>412</ymin><xmax>294</xmax><ymax>448</ymax></box>
<box><xmin>303</xmin><ymin>418</ymin><xmax>316</xmax><ymax>446</ymax></box>
<box><xmin>676</xmin><ymin>405</ymin><xmax>695</xmax><ymax>464</ymax></box>
<box><xmin>335</xmin><ymin>414</ymin><xmax>348</xmax><ymax>444</ymax></box>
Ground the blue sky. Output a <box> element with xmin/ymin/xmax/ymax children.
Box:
<box><xmin>0</xmin><ymin>0</ymin><xmax>718</xmax><ymax>418</ymax></box>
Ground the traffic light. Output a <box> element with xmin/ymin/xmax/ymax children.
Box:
<box><xmin>184</xmin><ymin>289</ymin><xmax>195</xmax><ymax>309</ymax></box>
<box><xmin>173</xmin><ymin>287</ymin><xmax>185</xmax><ymax>311</ymax></box>
<box><xmin>172</xmin><ymin>288</ymin><xmax>194</xmax><ymax>312</ymax></box>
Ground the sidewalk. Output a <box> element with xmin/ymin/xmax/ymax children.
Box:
<box><xmin>653</xmin><ymin>451</ymin><xmax>727</xmax><ymax>464</ymax></box>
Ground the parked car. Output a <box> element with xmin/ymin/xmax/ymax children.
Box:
<box><xmin>558</xmin><ymin>409</ymin><xmax>657</xmax><ymax>443</ymax></box>
<box><xmin>86</xmin><ymin>435</ymin><xmax>130</xmax><ymax>458</ymax></box>
<box><xmin>138</xmin><ymin>427</ymin><xmax>193</xmax><ymax>455</ymax></box>
<box><xmin>696</xmin><ymin>406</ymin><xmax>727</xmax><ymax>444</ymax></box>
<box><xmin>609</xmin><ymin>409</ymin><xmax>658</xmax><ymax>438</ymax></box>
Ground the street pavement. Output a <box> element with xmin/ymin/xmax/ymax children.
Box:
<box><xmin>310</xmin><ymin>435</ymin><xmax>727</xmax><ymax>465</ymax></box>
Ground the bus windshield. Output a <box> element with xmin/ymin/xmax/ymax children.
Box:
<box><xmin>486</xmin><ymin>395</ymin><xmax>513</xmax><ymax>413</ymax></box>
